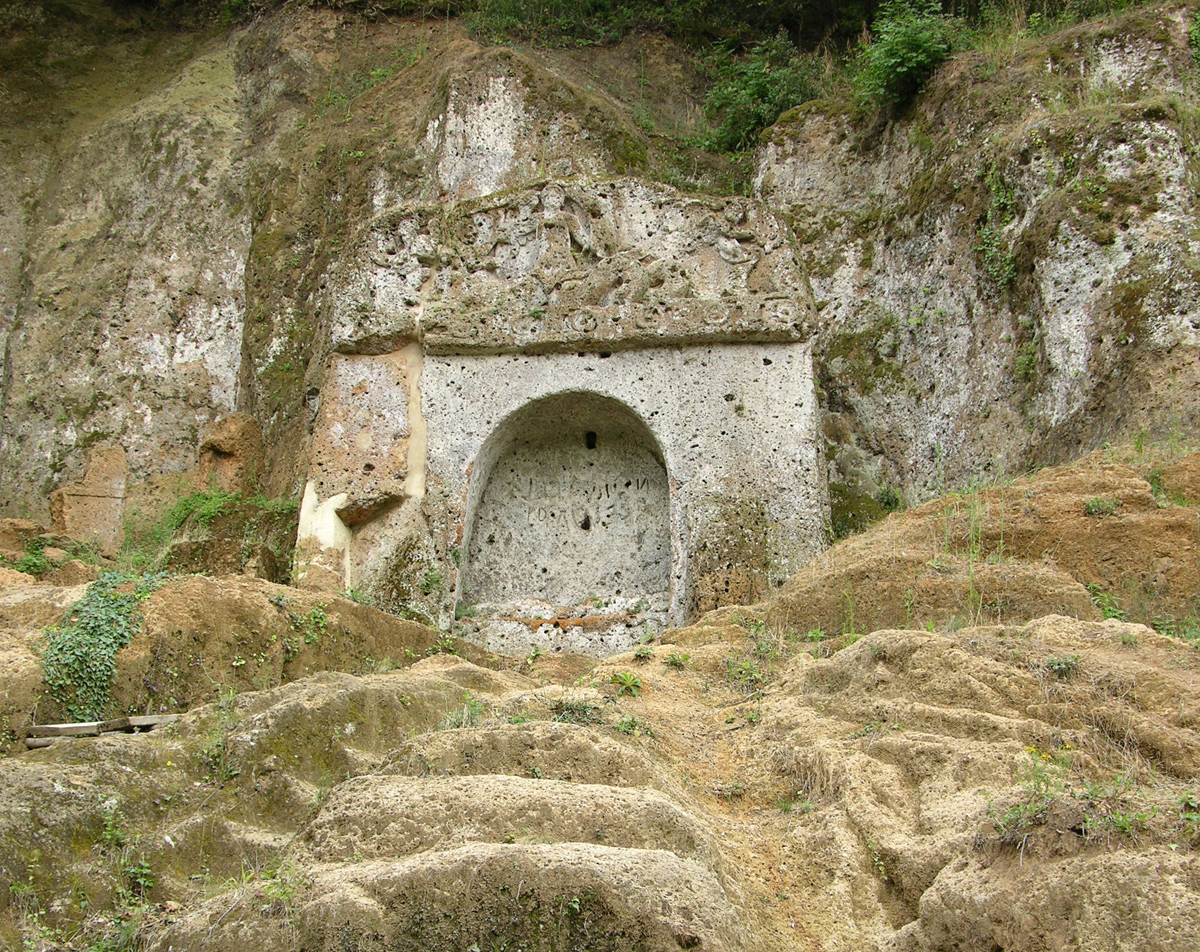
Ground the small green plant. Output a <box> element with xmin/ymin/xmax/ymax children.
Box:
<box><xmin>662</xmin><ymin>651</ymin><xmax>691</xmax><ymax>669</ymax></box>
<box><xmin>163</xmin><ymin>488</ymin><xmax>242</xmax><ymax>532</ymax></box>
<box><xmin>122</xmin><ymin>858</ymin><xmax>155</xmax><ymax>899</ymax></box>
<box><xmin>101</xmin><ymin>802</ymin><xmax>127</xmax><ymax>852</ymax></box>
<box><xmin>200</xmin><ymin>735</ymin><xmax>240</xmax><ymax>784</ymax></box>
<box><xmin>440</xmin><ymin>692</ymin><xmax>485</xmax><ymax>729</ymax></box>
<box><xmin>1046</xmin><ymin>655</ymin><xmax>1080</xmax><ymax>680</ymax></box>
<box><xmin>428</xmin><ymin>633</ymin><xmax>461</xmax><ymax>657</ymax></box>
<box><xmin>745</xmin><ymin>708</ymin><xmax>761</xmax><ymax>724</ymax></box>
<box><xmin>633</xmin><ymin>645</ymin><xmax>654</xmax><ymax>661</ymax></box>
<box><xmin>991</xmin><ymin>750</ymin><xmax>1063</xmax><ymax>845</ymax></box>
<box><xmin>865</xmin><ymin>838</ymin><xmax>888</xmax><ymax>881</ymax></box>
<box><xmin>726</xmin><ymin>656</ymin><xmax>765</xmax><ymax>692</ymax></box>
<box><xmin>614</xmin><ymin>714</ymin><xmax>654</xmax><ymax>737</ymax></box>
<box><xmin>1152</xmin><ymin>614</ymin><xmax>1200</xmax><ymax>646</ymax></box>
<box><xmin>419</xmin><ymin>567</ymin><xmax>444</xmax><ymax>596</ymax></box>
<box><xmin>1087</xmin><ymin>583</ymin><xmax>1126</xmax><ymax>620</ymax></box>
<box><xmin>41</xmin><ymin>572</ymin><xmax>170</xmax><ymax>720</ymax></box>
<box><xmin>1083</xmin><ymin>497</ymin><xmax>1119</xmax><ymax>517</ymax></box>
<box><xmin>290</xmin><ymin>605</ymin><xmax>328</xmax><ymax>645</ymax></box>
<box><xmin>14</xmin><ymin>537</ymin><xmax>51</xmax><ymax>576</ymax></box>
<box><xmin>550</xmin><ymin>698</ymin><xmax>601</xmax><ymax>724</ymax></box>
<box><xmin>610</xmin><ymin>671</ymin><xmax>642</xmax><ymax>697</ymax></box>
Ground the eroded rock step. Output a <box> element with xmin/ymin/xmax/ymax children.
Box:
<box><xmin>298</xmin><ymin>774</ymin><xmax>724</xmax><ymax>877</ymax></box>
<box><xmin>151</xmin><ymin>843</ymin><xmax>746</xmax><ymax>952</ymax></box>
<box><xmin>381</xmin><ymin>721</ymin><xmax>659</xmax><ymax>788</ymax></box>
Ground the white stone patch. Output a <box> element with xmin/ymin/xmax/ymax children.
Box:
<box><xmin>1036</xmin><ymin>222</ymin><xmax>1130</xmax><ymax>424</ymax></box>
<box><xmin>428</xmin><ymin>74</ymin><xmax>525</xmax><ymax>201</ymax></box>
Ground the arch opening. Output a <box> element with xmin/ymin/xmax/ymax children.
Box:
<box><xmin>460</xmin><ymin>392</ymin><xmax>671</xmax><ymax>612</ymax></box>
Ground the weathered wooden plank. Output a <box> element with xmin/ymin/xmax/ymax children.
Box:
<box><xmin>100</xmin><ymin>715</ymin><xmax>181</xmax><ymax>733</ymax></box>
<box><xmin>27</xmin><ymin>722</ymin><xmax>103</xmax><ymax>738</ymax></box>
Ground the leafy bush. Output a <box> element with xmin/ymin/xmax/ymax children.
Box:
<box><xmin>703</xmin><ymin>32</ymin><xmax>823</xmax><ymax>152</ymax></box>
<box><xmin>41</xmin><ymin>573</ymin><xmax>169</xmax><ymax>720</ymax></box>
<box><xmin>854</xmin><ymin>0</ymin><xmax>954</xmax><ymax>109</ymax></box>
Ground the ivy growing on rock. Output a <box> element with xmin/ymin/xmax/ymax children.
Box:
<box><xmin>41</xmin><ymin>572</ymin><xmax>170</xmax><ymax>721</ymax></box>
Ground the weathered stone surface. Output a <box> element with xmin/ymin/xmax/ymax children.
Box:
<box><xmin>1158</xmin><ymin>452</ymin><xmax>1200</xmax><ymax>504</ymax></box>
<box><xmin>306</xmin><ymin>351</ymin><xmax>414</xmax><ymax>522</ymax></box>
<box><xmin>0</xmin><ymin>521</ymin><xmax>44</xmax><ymax>563</ymax></box>
<box><xmin>420</xmin><ymin>343</ymin><xmax>825</xmax><ymax>652</ymax></box>
<box><xmin>754</xmin><ymin>9</ymin><xmax>1200</xmax><ymax>504</ymax></box>
<box><xmin>47</xmin><ymin>446</ymin><xmax>127</xmax><ymax>557</ymax></box>
<box><xmin>460</xmin><ymin>392</ymin><xmax>671</xmax><ymax>607</ymax></box>
<box><xmin>332</xmin><ymin>179</ymin><xmax>813</xmax><ymax>357</ymax></box>
<box><xmin>44</xmin><ymin>560</ymin><xmax>102</xmax><ymax>587</ymax></box>
<box><xmin>196</xmin><ymin>414</ymin><xmax>265</xmax><ymax>494</ymax></box>
<box><xmin>0</xmin><ymin>37</ymin><xmax>248</xmax><ymax>516</ymax></box>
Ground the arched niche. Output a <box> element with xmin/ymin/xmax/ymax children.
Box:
<box><xmin>460</xmin><ymin>392</ymin><xmax>671</xmax><ymax>610</ymax></box>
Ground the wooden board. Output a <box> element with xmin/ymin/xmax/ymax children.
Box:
<box><xmin>27</xmin><ymin>722</ymin><xmax>102</xmax><ymax>738</ymax></box>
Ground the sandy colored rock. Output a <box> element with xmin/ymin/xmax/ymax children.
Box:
<box><xmin>0</xmin><ymin>520</ymin><xmax>44</xmax><ymax>563</ymax></box>
<box><xmin>0</xmin><ymin>583</ymin><xmax>89</xmax><ymax>630</ymax></box>
<box><xmin>381</xmin><ymin>720</ymin><xmax>658</xmax><ymax>788</ymax></box>
<box><xmin>108</xmin><ymin>575</ymin><xmax>487</xmax><ymax>717</ymax></box>
<box><xmin>48</xmin><ymin>446</ymin><xmax>128</xmax><ymax>558</ymax></box>
<box><xmin>1158</xmin><ymin>452</ymin><xmax>1200</xmax><ymax>504</ymax></box>
<box><xmin>0</xmin><ymin>630</ymin><xmax>43</xmax><ymax>752</ymax></box>
<box><xmin>44</xmin><ymin>560</ymin><xmax>101</xmax><ymax>587</ymax></box>
<box><xmin>764</xmin><ymin>459</ymin><xmax>1199</xmax><ymax>635</ymax></box>
<box><xmin>299</xmin><ymin>774</ymin><xmax>723</xmax><ymax>872</ymax></box>
<box><xmin>0</xmin><ymin>568</ymin><xmax>36</xmax><ymax>587</ymax></box>
<box><xmin>196</xmin><ymin>414</ymin><xmax>266</xmax><ymax>494</ymax></box>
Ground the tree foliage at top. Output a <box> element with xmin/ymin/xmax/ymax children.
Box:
<box><xmin>703</xmin><ymin>32</ymin><xmax>824</xmax><ymax>151</ymax></box>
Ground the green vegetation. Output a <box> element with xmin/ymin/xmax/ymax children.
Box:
<box><xmin>1045</xmin><ymin>654</ymin><xmax>1080</xmax><ymax>680</ymax></box>
<box><xmin>1083</xmin><ymin>497</ymin><xmax>1119</xmax><ymax>516</ymax></box>
<box><xmin>1087</xmin><ymin>583</ymin><xmax>1126</xmax><ymax>620</ymax></box>
<box><xmin>550</xmin><ymin>697</ymin><xmax>602</xmax><ymax>724</ymax></box>
<box><xmin>40</xmin><ymin>572</ymin><xmax>169</xmax><ymax>720</ymax></box>
<box><xmin>853</xmin><ymin>0</ymin><xmax>953</xmax><ymax>110</ymax></box>
<box><xmin>702</xmin><ymin>33</ymin><xmax>823</xmax><ymax>151</ymax></box>
<box><xmin>614</xmin><ymin>713</ymin><xmax>654</xmax><ymax>736</ymax></box>
<box><xmin>120</xmin><ymin>487</ymin><xmax>299</xmax><ymax>573</ymax></box>
<box><xmin>440</xmin><ymin>691</ymin><xmax>486</xmax><ymax>729</ymax></box>
<box><xmin>609</xmin><ymin>671</ymin><xmax>642</xmax><ymax>697</ymax></box>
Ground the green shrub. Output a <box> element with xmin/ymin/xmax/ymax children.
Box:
<box><xmin>703</xmin><ymin>32</ymin><xmax>823</xmax><ymax>152</ymax></box>
<box><xmin>854</xmin><ymin>0</ymin><xmax>954</xmax><ymax>109</ymax></box>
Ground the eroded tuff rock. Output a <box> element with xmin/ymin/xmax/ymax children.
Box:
<box><xmin>758</xmin><ymin>5</ymin><xmax>1200</xmax><ymax>512</ymax></box>
<box><xmin>4</xmin><ymin>603</ymin><xmax>1200</xmax><ymax>952</ymax></box>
